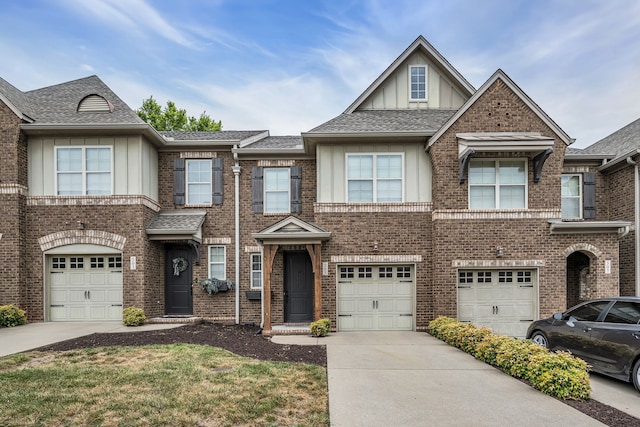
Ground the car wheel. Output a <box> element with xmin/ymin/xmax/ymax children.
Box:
<box><xmin>633</xmin><ymin>359</ymin><xmax>640</xmax><ymax>393</ymax></box>
<box><xmin>531</xmin><ymin>331</ymin><xmax>549</xmax><ymax>349</ymax></box>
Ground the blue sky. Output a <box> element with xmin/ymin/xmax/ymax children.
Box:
<box><xmin>1</xmin><ymin>0</ymin><xmax>639</xmax><ymax>147</ymax></box>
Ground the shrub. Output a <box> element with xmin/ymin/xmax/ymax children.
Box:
<box><xmin>427</xmin><ymin>316</ymin><xmax>591</xmax><ymax>400</ymax></box>
<box><xmin>0</xmin><ymin>305</ymin><xmax>27</xmax><ymax>327</ymax></box>
<box><xmin>310</xmin><ymin>318</ymin><xmax>331</xmax><ymax>337</ymax></box>
<box><xmin>123</xmin><ymin>307</ymin><xmax>146</xmax><ymax>326</ymax></box>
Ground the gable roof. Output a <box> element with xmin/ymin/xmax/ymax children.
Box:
<box><xmin>344</xmin><ymin>36</ymin><xmax>475</xmax><ymax>114</ymax></box>
<box><xmin>427</xmin><ymin>69</ymin><xmax>572</xmax><ymax>147</ymax></box>
<box><xmin>0</xmin><ymin>77</ymin><xmax>36</xmax><ymax>122</ymax></box>
<box><xmin>252</xmin><ymin>216</ymin><xmax>331</xmax><ymax>244</ymax></box>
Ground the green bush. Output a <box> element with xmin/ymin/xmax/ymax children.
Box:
<box><xmin>0</xmin><ymin>305</ymin><xmax>27</xmax><ymax>327</ymax></box>
<box><xmin>122</xmin><ymin>307</ymin><xmax>146</xmax><ymax>326</ymax></box>
<box><xmin>310</xmin><ymin>318</ymin><xmax>331</xmax><ymax>337</ymax></box>
<box><xmin>428</xmin><ymin>317</ymin><xmax>591</xmax><ymax>400</ymax></box>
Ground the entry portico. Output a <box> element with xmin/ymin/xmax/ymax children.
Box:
<box><xmin>252</xmin><ymin>216</ymin><xmax>331</xmax><ymax>334</ymax></box>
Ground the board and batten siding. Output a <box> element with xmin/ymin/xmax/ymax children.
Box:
<box><xmin>28</xmin><ymin>135</ymin><xmax>158</xmax><ymax>200</ymax></box>
<box><xmin>316</xmin><ymin>143</ymin><xmax>432</xmax><ymax>203</ymax></box>
<box><xmin>358</xmin><ymin>52</ymin><xmax>467</xmax><ymax>110</ymax></box>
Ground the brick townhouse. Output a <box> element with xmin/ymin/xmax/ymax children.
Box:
<box><xmin>0</xmin><ymin>36</ymin><xmax>634</xmax><ymax>337</ymax></box>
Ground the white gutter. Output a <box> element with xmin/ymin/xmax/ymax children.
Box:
<box><xmin>232</xmin><ymin>145</ymin><xmax>242</xmax><ymax>324</ymax></box>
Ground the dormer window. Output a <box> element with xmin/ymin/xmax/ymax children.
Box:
<box><xmin>409</xmin><ymin>65</ymin><xmax>427</xmax><ymax>100</ymax></box>
<box><xmin>77</xmin><ymin>94</ymin><xmax>114</xmax><ymax>112</ymax></box>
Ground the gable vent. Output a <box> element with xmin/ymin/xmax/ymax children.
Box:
<box><xmin>77</xmin><ymin>94</ymin><xmax>114</xmax><ymax>112</ymax></box>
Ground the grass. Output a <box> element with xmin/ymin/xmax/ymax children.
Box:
<box><xmin>0</xmin><ymin>344</ymin><xmax>329</xmax><ymax>426</ymax></box>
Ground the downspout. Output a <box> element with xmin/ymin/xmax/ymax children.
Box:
<box><xmin>627</xmin><ymin>156</ymin><xmax>640</xmax><ymax>296</ymax></box>
<box><xmin>232</xmin><ymin>145</ymin><xmax>242</xmax><ymax>324</ymax></box>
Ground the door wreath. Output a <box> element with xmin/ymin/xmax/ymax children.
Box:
<box><xmin>172</xmin><ymin>257</ymin><xmax>189</xmax><ymax>276</ymax></box>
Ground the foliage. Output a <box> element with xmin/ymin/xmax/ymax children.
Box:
<box><xmin>122</xmin><ymin>307</ymin><xmax>146</xmax><ymax>326</ymax></box>
<box><xmin>428</xmin><ymin>316</ymin><xmax>591</xmax><ymax>400</ymax></box>
<box><xmin>0</xmin><ymin>345</ymin><xmax>328</xmax><ymax>426</ymax></box>
<box><xmin>310</xmin><ymin>318</ymin><xmax>331</xmax><ymax>337</ymax></box>
<box><xmin>0</xmin><ymin>304</ymin><xmax>27</xmax><ymax>327</ymax></box>
<box><xmin>200</xmin><ymin>278</ymin><xmax>234</xmax><ymax>295</ymax></box>
<box><xmin>136</xmin><ymin>96</ymin><xmax>222</xmax><ymax>131</ymax></box>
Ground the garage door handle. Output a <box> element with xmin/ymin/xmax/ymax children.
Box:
<box><xmin>399</xmin><ymin>314</ymin><xmax>413</xmax><ymax>317</ymax></box>
<box><xmin>338</xmin><ymin>314</ymin><xmax>352</xmax><ymax>317</ymax></box>
<box><xmin>50</xmin><ymin>304</ymin><xmax>64</xmax><ymax>307</ymax></box>
<box><xmin>111</xmin><ymin>304</ymin><xmax>123</xmax><ymax>307</ymax></box>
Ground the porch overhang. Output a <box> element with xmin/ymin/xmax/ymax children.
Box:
<box><xmin>146</xmin><ymin>210</ymin><xmax>206</xmax><ymax>242</ymax></box>
<box><xmin>548</xmin><ymin>220</ymin><xmax>631</xmax><ymax>237</ymax></box>
<box><xmin>251</xmin><ymin>216</ymin><xmax>331</xmax><ymax>245</ymax></box>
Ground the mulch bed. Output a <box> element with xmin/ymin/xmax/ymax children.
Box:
<box><xmin>34</xmin><ymin>322</ymin><xmax>639</xmax><ymax>426</ymax></box>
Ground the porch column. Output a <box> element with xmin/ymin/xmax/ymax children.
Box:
<box><xmin>262</xmin><ymin>244</ymin><xmax>278</xmax><ymax>333</ymax></box>
<box><xmin>306</xmin><ymin>243</ymin><xmax>323</xmax><ymax>320</ymax></box>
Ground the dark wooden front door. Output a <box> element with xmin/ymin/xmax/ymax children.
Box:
<box><xmin>165</xmin><ymin>245</ymin><xmax>193</xmax><ymax>315</ymax></box>
<box><xmin>284</xmin><ymin>251</ymin><xmax>314</xmax><ymax>322</ymax></box>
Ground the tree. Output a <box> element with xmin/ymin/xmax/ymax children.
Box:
<box><xmin>136</xmin><ymin>96</ymin><xmax>222</xmax><ymax>131</ymax></box>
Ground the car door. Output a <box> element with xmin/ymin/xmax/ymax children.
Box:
<box><xmin>549</xmin><ymin>300</ymin><xmax>611</xmax><ymax>360</ymax></box>
<box><xmin>587</xmin><ymin>301</ymin><xmax>640</xmax><ymax>379</ymax></box>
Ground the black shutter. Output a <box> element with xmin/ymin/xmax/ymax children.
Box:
<box><xmin>583</xmin><ymin>172</ymin><xmax>596</xmax><ymax>219</ymax></box>
<box><xmin>290</xmin><ymin>165</ymin><xmax>302</xmax><ymax>214</ymax></box>
<box><xmin>252</xmin><ymin>167</ymin><xmax>264</xmax><ymax>213</ymax></box>
<box><xmin>173</xmin><ymin>158</ymin><xmax>185</xmax><ymax>205</ymax></box>
<box><xmin>212</xmin><ymin>157</ymin><xmax>223</xmax><ymax>205</ymax></box>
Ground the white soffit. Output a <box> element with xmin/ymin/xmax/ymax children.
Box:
<box><xmin>457</xmin><ymin>132</ymin><xmax>554</xmax><ymax>158</ymax></box>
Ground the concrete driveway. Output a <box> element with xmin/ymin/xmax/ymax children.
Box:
<box><xmin>275</xmin><ymin>332</ymin><xmax>606</xmax><ymax>427</ymax></box>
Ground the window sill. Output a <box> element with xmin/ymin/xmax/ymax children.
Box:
<box><xmin>245</xmin><ymin>291</ymin><xmax>262</xmax><ymax>300</ymax></box>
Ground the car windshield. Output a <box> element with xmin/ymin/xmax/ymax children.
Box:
<box><xmin>566</xmin><ymin>301</ymin><xmax>610</xmax><ymax>321</ymax></box>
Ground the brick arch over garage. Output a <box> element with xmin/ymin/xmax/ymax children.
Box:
<box><xmin>38</xmin><ymin>230</ymin><xmax>126</xmax><ymax>251</ymax></box>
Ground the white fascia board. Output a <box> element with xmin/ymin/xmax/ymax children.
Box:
<box><xmin>548</xmin><ymin>219</ymin><xmax>631</xmax><ymax>235</ymax></box>
<box><xmin>458</xmin><ymin>137</ymin><xmax>555</xmax><ymax>158</ymax></box>
<box><xmin>598</xmin><ymin>149</ymin><xmax>640</xmax><ymax>172</ymax></box>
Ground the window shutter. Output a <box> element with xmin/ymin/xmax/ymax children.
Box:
<box><xmin>212</xmin><ymin>157</ymin><xmax>224</xmax><ymax>205</ymax></box>
<box><xmin>290</xmin><ymin>165</ymin><xmax>302</xmax><ymax>214</ymax></box>
<box><xmin>252</xmin><ymin>167</ymin><xmax>264</xmax><ymax>213</ymax></box>
<box><xmin>173</xmin><ymin>158</ymin><xmax>185</xmax><ymax>206</ymax></box>
<box><xmin>583</xmin><ymin>172</ymin><xmax>596</xmax><ymax>219</ymax></box>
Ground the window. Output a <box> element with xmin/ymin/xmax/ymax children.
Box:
<box><xmin>108</xmin><ymin>256</ymin><xmax>122</xmax><ymax>269</ymax></box>
<box><xmin>264</xmin><ymin>168</ymin><xmax>290</xmax><ymax>213</ymax></box>
<box><xmin>347</xmin><ymin>154</ymin><xmax>403</xmax><ymax>202</ymax></box>
<box><xmin>469</xmin><ymin>159</ymin><xmax>526</xmax><ymax>209</ymax></box>
<box><xmin>478</xmin><ymin>271</ymin><xmax>492</xmax><ymax>283</ymax></box>
<box><xmin>250</xmin><ymin>253</ymin><xmax>262</xmax><ymax>289</ymax></box>
<box><xmin>498</xmin><ymin>271</ymin><xmax>513</xmax><ymax>283</ymax></box>
<box><xmin>56</xmin><ymin>147</ymin><xmax>112</xmax><ymax>195</ymax></box>
<box><xmin>409</xmin><ymin>65</ymin><xmax>427</xmax><ymax>100</ymax></box>
<box><xmin>208</xmin><ymin>246</ymin><xmax>226</xmax><ymax>280</ymax></box>
<box><xmin>186</xmin><ymin>160</ymin><xmax>212</xmax><ymax>205</ymax></box>
<box><xmin>561</xmin><ymin>174</ymin><xmax>582</xmax><ymax>219</ymax></box>
<box><xmin>458</xmin><ymin>271</ymin><xmax>473</xmax><ymax>284</ymax></box>
<box><xmin>397</xmin><ymin>266</ymin><xmax>411</xmax><ymax>278</ymax></box>
<box><xmin>90</xmin><ymin>257</ymin><xmax>104</xmax><ymax>269</ymax></box>
<box><xmin>340</xmin><ymin>267</ymin><xmax>354</xmax><ymax>279</ymax></box>
<box><xmin>358</xmin><ymin>267</ymin><xmax>372</xmax><ymax>278</ymax></box>
<box><xmin>604</xmin><ymin>301</ymin><xmax>640</xmax><ymax>324</ymax></box>
<box><xmin>566</xmin><ymin>301</ymin><xmax>610</xmax><ymax>322</ymax></box>
<box><xmin>379</xmin><ymin>267</ymin><xmax>393</xmax><ymax>278</ymax></box>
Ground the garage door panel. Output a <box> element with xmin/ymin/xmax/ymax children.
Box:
<box><xmin>48</xmin><ymin>254</ymin><xmax>123</xmax><ymax>322</ymax></box>
<box><xmin>337</xmin><ymin>265</ymin><xmax>413</xmax><ymax>331</ymax></box>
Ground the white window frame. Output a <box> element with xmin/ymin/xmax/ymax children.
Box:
<box><xmin>208</xmin><ymin>246</ymin><xmax>226</xmax><ymax>280</ymax></box>
<box><xmin>263</xmin><ymin>167</ymin><xmax>290</xmax><ymax>213</ymax></box>
<box><xmin>55</xmin><ymin>146</ymin><xmax>113</xmax><ymax>195</ymax></box>
<box><xmin>250</xmin><ymin>253</ymin><xmax>262</xmax><ymax>289</ymax></box>
<box><xmin>561</xmin><ymin>174</ymin><xmax>582</xmax><ymax>219</ymax></box>
<box><xmin>186</xmin><ymin>159</ymin><xmax>212</xmax><ymax>205</ymax></box>
<box><xmin>468</xmin><ymin>158</ymin><xmax>528</xmax><ymax>209</ymax></box>
<box><xmin>346</xmin><ymin>153</ymin><xmax>405</xmax><ymax>203</ymax></box>
<box><xmin>409</xmin><ymin>65</ymin><xmax>427</xmax><ymax>101</ymax></box>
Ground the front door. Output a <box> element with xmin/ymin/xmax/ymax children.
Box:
<box><xmin>284</xmin><ymin>251</ymin><xmax>314</xmax><ymax>322</ymax></box>
<box><xmin>165</xmin><ymin>245</ymin><xmax>193</xmax><ymax>315</ymax></box>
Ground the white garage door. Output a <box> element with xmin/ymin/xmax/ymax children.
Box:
<box><xmin>49</xmin><ymin>255</ymin><xmax>123</xmax><ymax>321</ymax></box>
<box><xmin>457</xmin><ymin>269</ymin><xmax>536</xmax><ymax>338</ymax></box>
<box><xmin>338</xmin><ymin>265</ymin><xmax>414</xmax><ymax>331</ymax></box>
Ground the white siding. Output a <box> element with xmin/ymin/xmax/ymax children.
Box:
<box><xmin>317</xmin><ymin>143</ymin><xmax>432</xmax><ymax>203</ymax></box>
<box><xmin>28</xmin><ymin>135</ymin><xmax>158</xmax><ymax>200</ymax></box>
<box><xmin>359</xmin><ymin>52</ymin><xmax>468</xmax><ymax>110</ymax></box>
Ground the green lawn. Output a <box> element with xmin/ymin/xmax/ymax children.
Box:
<box><xmin>0</xmin><ymin>344</ymin><xmax>329</xmax><ymax>426</ymax></box>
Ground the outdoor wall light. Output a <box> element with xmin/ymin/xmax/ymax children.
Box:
<box><xmin>373</xmin><ymin>241</ymin><xmax>379</xmax><ymax>252</ymax></box>
<box><xmin>496</xmin><ymin>247</ymin><xmax>505</xmax><ymax>258</ymax></box>
<box><xmin>77</xmin><ymin>221</ymin><xmax>85</xmax><ymax>230</ymax></box>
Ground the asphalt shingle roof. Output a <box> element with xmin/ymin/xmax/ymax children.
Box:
<box><xmin>160</xmin><ymin>130</ymin><xmax>267</xmax><ymax>141</ymax></box>
<box><xmin>0</xmin><ymin>77</ymin><xmax>36</xmax><ymax>120</ymax></box>
<box><xmin>244</xmin><ymin>135</ymin><xmax>302</xmax><ymax>149</ymax></box>
<box><xmin>308</xmin><ymin>109</ymin><xmax>457</xmax><ymax>134</ymax></box>
<box><xmin>146</xmin><ymin>211</ymin><xmax>206</xmax><ymax>233</ymax></box>
<box><xmin>577</xmin><ymin>117</ymin><xmax>640</xmax><ymax>157</ymax></box>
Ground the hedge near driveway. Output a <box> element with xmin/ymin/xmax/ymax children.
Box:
<box><xmin>428</xmin><ymin>316</ymin><xmax>591</xmax><ymax>400</ymax></box>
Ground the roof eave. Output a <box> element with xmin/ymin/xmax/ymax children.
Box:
<box><xmin>20</xmin><ymin>123</ymin><xmax>166</xmax><ymax>146</ymax></box>
<box><xmin>548</xmin><ymin>220</ymin><xmax>631</xmax><ymax>236</ymax></box>
<box><xmin>598</xmin><ymin>149</ymin><xmax>640</xmax><ymax>172</ymax></box>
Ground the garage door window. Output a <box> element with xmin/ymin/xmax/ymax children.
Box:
<box><xmin>52</xmin><ymin>257</ymin><xmax>66</xmax><ymax>269</ymax></box>
<box><xmin>358</xmin><ymin>267</ymin><xmax>372</xmax><ymax>278</ymax></box>
<box><xmin>108</xmin><ymin>256</ymin><xmax>122</xmax><ymax>268</ymax></box>
<box><xmin>70</xmin><ymin>257</ymin><xmax>84</xmax><ymax>269</ymax></box>
<box><xmin>91</xmin><ymin>257</ymin><xmax>105</xmax><ymax>268</ymax></box>
<box><xmin>340</xmin><ymin>267</ymin><xmax>354</xmax><ymax>279</ymax></box>
<box><xmin>397</xmin><ymin>266</ymin><xmax>411</xmax><ymax>278</ymax></box>
<box><xmin>459</xmin><ymin>271</ymin><xmax>473</xmax><ymax>284</ymax></box>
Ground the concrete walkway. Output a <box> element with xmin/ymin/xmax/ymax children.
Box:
<box><xmin>273</xmin><ymin>332</ymin><xmax>607</xmax><ymax>427</ymax></box>
<box><xmin>0</xmin><ymin>322</ymin><xmax>182</xmax><ymax>357</ymax></box>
